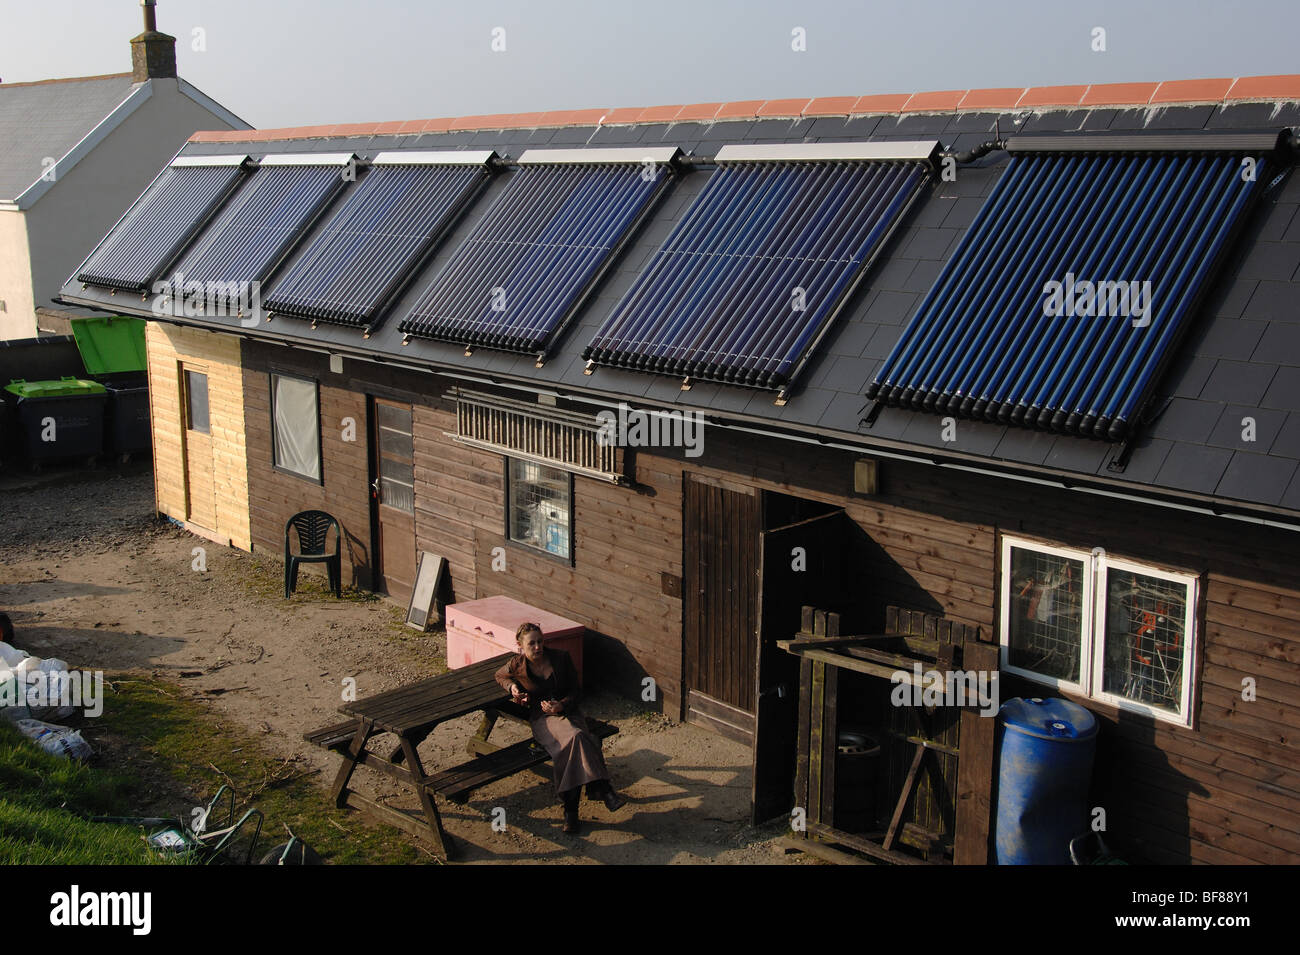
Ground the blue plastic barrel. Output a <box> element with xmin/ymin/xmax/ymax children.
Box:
<box><xmin>994</xmin><ymin>697</ymin><xmax>1098</xmax><ymax>864</ymax></box>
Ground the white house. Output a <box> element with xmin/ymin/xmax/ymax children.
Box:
<box><xmin>0</xmin><ymin>0</ymin><xmax>248</xmax><ymax>340</ymax></box>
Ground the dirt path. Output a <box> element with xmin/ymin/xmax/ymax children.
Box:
<box><xmin>0</xmin><ymin>464</ymin><xmax>809</xmax><ymax>864</ymax></box>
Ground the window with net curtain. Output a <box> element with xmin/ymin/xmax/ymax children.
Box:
<box><xmin>271</xmin><ymin>373</ymin><xmax>321</xmax><ymax>481</ymax></box>
<box><xmin>508</xmin><ymin>458</ymin><xmax>571</xmax><ymax>560</ymax></box>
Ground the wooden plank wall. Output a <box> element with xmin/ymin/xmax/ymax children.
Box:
<box><xmin>608</xmin><ymin>424</ymin><xmax>1296</xmax><ymax>866</ymax></box>
<box><xmin>415</xmin><ymin>399</ymin><xmax>687</xmax><ymax>712</ymax></box>
<box><xmin>239</xmin><ymin>343</ymin><xmax>431</xmax><ymax>597</ymax></box>
<box><xmin>144</xmin><ymin>322</ymin><xmax>250</xmax><ymax>549</ymax></box>
<box><xmin>232</xmin><ymin>339</ymin><xmax>1298</xmax><ymax>863</ymax></box>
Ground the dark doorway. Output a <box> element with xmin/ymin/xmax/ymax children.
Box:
<box><xmin>752</xmin><ymin>496</ymin><xmax>848</xmax><ymax>823</ymax></box>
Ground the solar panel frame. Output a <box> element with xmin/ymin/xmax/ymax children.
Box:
<box><xmin>397</xmin><ymin>154</ymin><xmax>677</xmax><ymax>359</ymax></box>
<box><xmin>866</xmin><ymin>147</ymin><xmax>1271</xmax><ymax>441</ymax></box>
<box><xmin>263</xmin><ymin>155</ymin><xmax>494</xmax><ymax>331</ymax></box>
<box><xmin>73</xmin><ymin>157</ymin><xmax>250</xmax><ymax>293</ymax></box>
<box><xmin>582</xmin><ymin>155</ymin><xmax>932</xmax><ymax>396</ymax></box>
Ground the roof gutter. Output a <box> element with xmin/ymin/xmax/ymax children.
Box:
<box><xmin>56</xmin><ymin>300</ymin><xmax>1300</xmax><ymax>536</ymax></box>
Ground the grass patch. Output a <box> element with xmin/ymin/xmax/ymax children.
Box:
<box><xmin>98</xmin><ymin>675</ymin><xmax>428</xmax><ymax>864</ymax></box>
<box><xmin>0</xmin><ymin>721</ymin><xmax>169</xmax><ymax>864</ymax></box>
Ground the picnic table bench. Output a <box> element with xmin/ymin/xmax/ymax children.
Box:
<box><xmin>303</xmin><ymin>652</ymin><xmax>617</xmax><ymax>860</ymax></box>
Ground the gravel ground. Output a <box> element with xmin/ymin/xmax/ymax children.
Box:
<box><xmin>0</xmin><ymin>462</ymin><xmax>813</xmax><ymax>864</ymax></box>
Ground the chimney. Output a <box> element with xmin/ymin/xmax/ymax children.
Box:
<box><xmin>130</xmin><ymin>0</ymin><xmax>177</xmax><ymax>82</ymax></box>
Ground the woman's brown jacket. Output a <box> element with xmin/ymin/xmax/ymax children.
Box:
<box><xmin>494</xmin><ymin>648</ymin><xmax>581</xmax><ymax>716</ymax></box>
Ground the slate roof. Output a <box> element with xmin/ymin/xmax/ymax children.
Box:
<box><xmin>0</xmin><ymin>73</ymin><xmax>137</xmax><ymax>201</ymax></box>
<box><xmin>59</xmin><ymin>77</ymin><xmax>1300</xmax><ymax>522</ymax></box>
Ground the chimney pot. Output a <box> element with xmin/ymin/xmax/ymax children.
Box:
<box><xmin>131</xmin><ymin>1</ymin><xmax>176</xmax><ymax>82</ymax></box>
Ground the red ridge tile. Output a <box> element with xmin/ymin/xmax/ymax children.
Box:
<box><xmin>1080</xmin><ymin>81</ymin><xmax>1158</xmax><ymax>106</ymax></box>
<box><xmin>1016</xmin><ymin>85</ymin><xmax>1088</xmax><ymax>108</ymax></box>
<box><xmin>803</xmin><ymin>96</ymin><xmax>859</xmax><ymax>116</ymax></box>
<box><xmin>539</xmin><ymin>108</ymin><xmax>607</xmax><ymax>127</ymax></box>
<box><xmin>715</xmin><ymin>99</ymin><xmax>765</xmax><ymax>120</ymax></box>
<box><xmin>331</xmin><ymin>122</ymin><xmax>379</xmax><ymax>137</ymax></box>
<box><xmin>902</xmin><ymin>90</ymin><xmax>965</xmax><ymax>112</ymax></box>
<box><xmin>601</xmin><ymin>107</ymin><xmax>646</xmax><ymax>125</ymax></box>
<box><xmin>1226</xmin><ymin>74</ymin><xmax>1300</xmax><ymax>101</ymax></box>
<box><xmin>448</xmin><ymin>115</ymin><xmax>496</xmax><ymax>131</ymax></box>
<box><xmin>1150</xmin><ymin>77</ymin><xmax>1233</xmax><ymax>103</ymax></box>
<box><xmin>958</xmin><ymin>87</ymin><xmax>1026</xmax><ymax>111</ymax></box>
<box><xmin>850</xmin><ymin>93</ymin><xmax>911</xmax><ymax>114</ymax></box>
<box><xmin>675</xmin><ymin>102</ymin><xmax>723</xmax><ymax>122</ymax></box>
<box><xmin>638</xmin><ymin>104</ymin><xmax>683</xmax><ymax>123</ymax></box>
<box><xmin>756</xmin><ymin>98</ymin><xmax>812</xmax><ymax>118</ymax></box>
<box><xmin>506</xmin><ymin>111</ymin><xmax>548</xmax><ymax>129</ymax></box>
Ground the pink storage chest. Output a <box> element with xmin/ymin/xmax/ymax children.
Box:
<box><xmin>445</xmin><ymin>595</ymin><xmax>585</xmax><ymax>678</ymax></box>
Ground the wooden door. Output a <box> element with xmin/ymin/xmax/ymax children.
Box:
<box><xmin>752</xmin><ymin>509</ymin><xmax>847</xmax><ymax>823</ymax></box>
<box><xmin>370</xmin><ymin>398</ymin><xmax>416</xmax><ymax>601</ymax></box>
<box><xmin>180</xmin><ymin>365</ymin><xmax>216</xmax><ymax>530</ymax></box>
<box><xmin>682</xmin><ymin>474</ymin><xmax>760</xmax><ymax>742</ymax></box>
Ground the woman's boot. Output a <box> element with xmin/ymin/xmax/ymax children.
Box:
<box><xmin>561</xmin><ymin>787</ymin><xmax>581</xmax><ymax>833</ymax></box>
<box><xmin>587</xmin><ymin>779</ymin><xmax>626</xmax><ymax>812</ymax></box>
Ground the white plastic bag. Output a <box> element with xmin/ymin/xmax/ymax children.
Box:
<box><xmin>0</xmin><ymin>642</ymin><xmax>28</xmax><ymax>669</ymax></box>
<box><xmin>15</xmin><ymin>718</ymin><xmax>93</xmax><ymax>761</ymax></box>
<box><xmin>0</xmin><ymin>671</ymin><xmax>31</xmax><ymax>721</ymax></box>
<box><xmin>32</xmin><ymin>659</ymin><xmax>77</xmax><ymax>720</ymax></box>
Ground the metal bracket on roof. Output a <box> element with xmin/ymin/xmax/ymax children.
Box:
<box><xmin>774</xmin><ymin>389</ymin><xmax>789</xmax><ymax>407</ymax></box>
<box><xmin>860</xmin><ymin>400</ymin><xmax>884</xmax><ymax>429</ymax></box>
<box><xmin>1105</xmin><ymin>439</ymin><xmax>1134</xmax><ymax>474</ymax></box>
<box><xmin>534</xmin><ymin>352</ymin><xmax>546</xmax><ymax>369</ymax></box>
<box><xmin>464</xmin><ymin>347</ymin><xmax>474</xmax><ymax>357</ymax></box>
<box><xmin>680</xmin><ymin>377</ymin><xmax>692</xmax><ymax>391</ymax></box>
<box><xmin>401</xmin><ymin>336</ymin><xmax>410</xmax><ymax>346</ymax></box>
<box><xmin>583</xmin><ymin>360</ymin><xmax>595</xmax><ymax>375</ymax></box>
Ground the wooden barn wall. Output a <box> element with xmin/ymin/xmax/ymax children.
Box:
<box><xmin>691</xmin><ymin>427</ymin><xmax>1298</xmax><ymax>868</ymax></box>
<box><xmin>234</xmin><ymin>339</ymin><xmax>1296</xmax><ymax>864</ymax></box>
<box><xmin>413</xmin><ymin>400</ymin><xmax>685</xmax><ymax>711</ymax></box>
<box><xmin>239</xmin><ymin>342</ymin><xmax>441</xmax><ymax>602</ymax></box>
<box><xmin>144</xmin><ymin>322</ymin><xmax>250</xmax><ymax>549</ymax></box>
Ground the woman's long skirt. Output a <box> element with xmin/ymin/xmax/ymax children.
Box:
<box><xmin>531</xmin><ymin>711</ymin><xmax>610</xmax><ymax>794</ymax></box>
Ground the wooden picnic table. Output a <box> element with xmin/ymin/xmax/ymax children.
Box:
<box><xmin>304</xmin><ymin>652</ymin><xmax>616</xmax><ymax>860</ymax></box>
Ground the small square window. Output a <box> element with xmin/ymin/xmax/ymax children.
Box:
<box><xmin>507</xmin><ymin>458</ymin><xmax>572</xmax><ymax>561</ymax></box>
<box><xmin>271</xmin><ymin>373</ymin><xmax>321</xmax><ymax>482</ymax></box>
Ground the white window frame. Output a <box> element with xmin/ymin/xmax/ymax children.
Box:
<box><xmin>999</xmin><ymin>534</ymin><xmax>1198</xmax><ymax>727</ymax></box>
<box><xmin>1091</xmin><ymin>555</ymin><xmax>1198</xmax><ymax>725</ymax></box>
<box><xmin>998</xmin><ymin>537</ymin><xmax>1093</xmax><ymax>696</ymax></box>
<box><xmin>505</xmin><ymin>456</ymin><xmax>574</xmax><ymax>564</ymax></box>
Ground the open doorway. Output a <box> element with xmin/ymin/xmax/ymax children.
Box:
<box><xmin>751</xmin><ymin>491</ymin><xmax>849</xmax><ymax>823</ymax></box>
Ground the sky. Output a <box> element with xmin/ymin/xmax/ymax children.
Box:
<box><xmin>2</xmin><ymin>0</ymin><xmax>1298</xmax><ymax>128</ymax></box>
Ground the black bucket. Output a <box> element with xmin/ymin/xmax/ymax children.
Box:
<box><xmin>834</xmin><ymin>729</ymin><xmax>882</xmax><ymax>833</ymax></box>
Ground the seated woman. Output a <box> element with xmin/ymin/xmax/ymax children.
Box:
<box><xmin>494</xmin><ymin>622</ymin><xmax>625</xmax><ymax>833</ymax></box>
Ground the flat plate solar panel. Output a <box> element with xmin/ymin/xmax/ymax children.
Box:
<box><xmin>170</xmin><ymin>155</ymin><xmax>352</xmax><ymax>289</ymax></box>
<box><xmin>74</xmin><ymin>157</ymin><xmax>248</xmax><ymax>292</ymax></box>
<box><xmin>397</xmin><ymin>152</ymin><xmax>676</xmax><ymax>357</ymax></box>
<box><xmin>264</xmin><ymin>154</ymin><xmax>493</xmax><ymax>329</ymax></box>
<box><xmin>866</xmin><ymin>147</ymin><xmax>1271</xmax><ymax>441</ymax></box>
<box><xmin>582</xmin><ymin>154</ymin><xmax>931</xmax><ymax>395</ymax></box>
